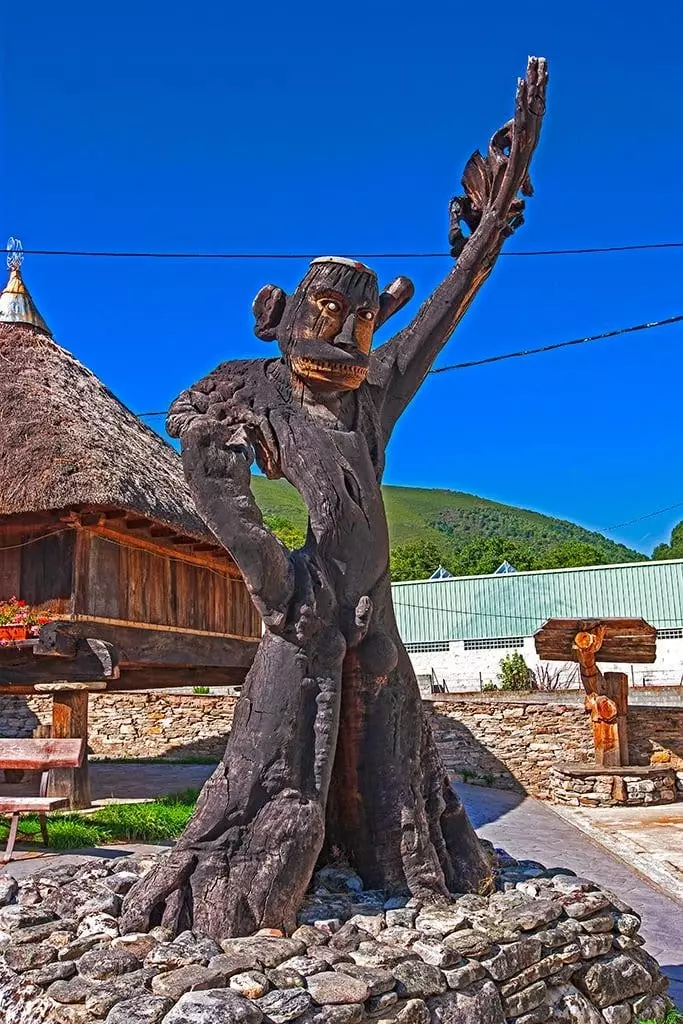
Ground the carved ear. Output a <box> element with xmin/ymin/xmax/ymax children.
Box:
<box><xmin>252</xmin><ymin>285</ymin><xmax>288</xmax><ymax>341</ymax></box>
<box><xmin>377</xmin><ymin>276</ymin><xmax>415</xmax><ymax>328</ymax></box>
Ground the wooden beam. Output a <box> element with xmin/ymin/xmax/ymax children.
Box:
<box><xmin>84</xmin><ymin>523</ymin><xmax>240</xmax><ymax>577</ymax></box>
<box><xmin>0</xmin><ymin>739</ymin><xmax>84</xmax><ymax>771</ymax></box>
<box><xmin>534</xmin><ymin>618</ymin><xmax>657</xmax><ymax>664</ymax></box>
<box><xmin>45</xmin><ymin>619</ymin><xmax>258</xmax><ymax>670</ymax></box>
<box><xmin>0</xmin><ymin>635</ymin><xmax>119</xmax><ymax>687</ymax></box>
<box><xmin>49</xmin><ymin>691</ymin><xmax>91</xmax><ymax>809</ymax></box>
<box><xmin>149</xmin><ymin>526</ymin><xmax>175</xmax><ymax>538</ymax></box>
<box><xmin>124</xmin><ymin>518</ymin><xmax>151</xmax><ymax>531</ymax></box>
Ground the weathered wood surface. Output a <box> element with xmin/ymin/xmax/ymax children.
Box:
<box><xmin>50</xmin><ymin>692</ymin><xmax>90</xmax><ymax>809</ymax></box>
<box><xmin>534</xmin><ymin>618</ymin><xmax>657</xmax><ymax>664</ymax></box>
<box><xmin>0</xmin><ymin>630</ymin><xmax>119</xmax><ymax>687</ymax></box>
<box><xmin>0</xmin><ymin>796</ymin><xmax>69</xmax><ymax>813</ymax></box>
<box><xmin>121</xmin><ymin>58</ymin><xmax>548</xmax><ymax>940</ymax></box>
<box><xmin>0</xmin><ymin>738</ymin><xmax>84</xmax><ymax>771</ymax></box>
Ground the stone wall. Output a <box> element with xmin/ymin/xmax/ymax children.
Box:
<box><xmin>1</xmin><ymin>693</ymin><xmax>682</xmax><ymax>799</ymax></box>
<box><xmin>549</xmin><ymin>764</ymin><xmax>681</xmax><ymax>807</ymax></box>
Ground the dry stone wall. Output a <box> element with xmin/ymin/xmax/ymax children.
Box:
<box><xmin>1</xmin><ymin>694</ymin><xmax>682</xmax><ymax>800</ymax></box>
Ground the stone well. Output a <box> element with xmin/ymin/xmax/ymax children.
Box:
<box><xmin>549</xmin><ymin>763</ymin><xmax>680</xmax><ymax>808</ymax></box>
<box><xmin>0</xmin><ymin>849</ymin><xmax>674</xmax><ymax>1024</ymax></box>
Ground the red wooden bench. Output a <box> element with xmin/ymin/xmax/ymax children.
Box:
<box><xmin>0</xmin><ymin>739</ymin><xmax>85</xmax><ymax>862</ymax></box>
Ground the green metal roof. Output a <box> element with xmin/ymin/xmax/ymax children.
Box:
<box><xmin>391</xmin><ymin>559</ymin><xmax>683</xmax><ymax>644</ymax></box>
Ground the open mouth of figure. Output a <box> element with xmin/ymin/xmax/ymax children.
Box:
<box><xmin>291</xmin><ymin>356</ymin><xmax>368</xmax><ymax>389</ymax></box>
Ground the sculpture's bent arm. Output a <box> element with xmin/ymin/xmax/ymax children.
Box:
<box><xmin>372</xmin><ymin>57</ymin><xmax>547</xmax><ymax>434</ymax></box>
<box><xmin>169</xmin><ymin>403</ymin><xmax>294</xmax><ymax>631</ymax></box>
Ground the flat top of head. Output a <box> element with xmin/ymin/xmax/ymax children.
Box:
<box><xmin>310</xmin><ymin>256</ymin><xmax>376</xmax><ymax>276</ymax></box>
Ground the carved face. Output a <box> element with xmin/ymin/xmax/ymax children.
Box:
<box><xmin>252</xmin><ymin>257</ymin><xmax>415</xmax><ymax>393</ymax></box>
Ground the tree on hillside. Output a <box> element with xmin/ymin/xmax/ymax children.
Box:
<box><xmin>538</xmin><ymin>540</ymin><xmax>607</xmax><ymax>569</ymax></box>
<box><xmin>653</xmin><ymin>521</ymin><xmax>683</xmax><ymax>560</ymax></box>
<box><xmin>390</xmin><ymin>539</ymin><xmax>449</xmax><ymax>581</ymax></box>
<box><xmin>452</xmin><ymin>536</ymin><xmax>538</xmax><ymax>575</ymax></box>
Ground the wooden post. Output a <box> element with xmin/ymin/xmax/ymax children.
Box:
<box><xmin>605</xmin><ymin>671</ymin><xmax>629</xmax><ymax>767</ymax></box>
<box><xmin>44</xmin><ymin>685</ymin><xmax>92</xmax><ymax>809</ymax></box>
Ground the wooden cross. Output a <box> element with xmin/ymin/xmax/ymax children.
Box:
<box><xmin>534</xmin><ymin>618</ymin><xmax>656</xmax><ymax>768</ymax></box>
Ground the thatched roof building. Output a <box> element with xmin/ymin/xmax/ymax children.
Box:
<box><xmin>0</xmin><ymin>252</ymin><xmax>260</xmax><ymax>689</ymax></box>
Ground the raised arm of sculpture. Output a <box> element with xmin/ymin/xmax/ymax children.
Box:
<box><xmin>372</xmin><ymin>56</ymin><xmax>547</xmax><ymax>433</ymax></box>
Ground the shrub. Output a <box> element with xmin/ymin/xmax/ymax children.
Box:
<box><xmin>192</xmin><ymin>685</ymin><xmax>210</xmax><ymax>695</ymax></box>
<box><xmin>497</xmin><ymin>651</ymin><xmax>535</xmax><ymax>691</ymax></box>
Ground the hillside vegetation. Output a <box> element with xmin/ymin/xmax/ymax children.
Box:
<box><xmin>251</xmin><ymin>477</ymin><xmax>644</xmax><ymax>579</ymax></box>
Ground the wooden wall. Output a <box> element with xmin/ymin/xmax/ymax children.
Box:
<box><xmin>0</xmin><ymin>528</ymin><xmax>75</xmax><ymax>615</ymax></box>
<box><xmin>74</xmin><ymin>532</ymin><xmax>261</xmax><ymax>639</ymax></box>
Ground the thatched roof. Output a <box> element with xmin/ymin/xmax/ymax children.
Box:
<box><xmin>0</xmin><ymin>284</ymin><xmax>212</xmax><ymax>541</ymax></box>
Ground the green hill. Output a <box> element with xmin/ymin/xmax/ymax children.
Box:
<box><xmin>250</xmin><ymin>477</ymin><xmax>644</xmax><ymax>577</ymax></box>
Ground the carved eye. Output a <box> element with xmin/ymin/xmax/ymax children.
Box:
<box><xmin>359</xmin><ymin>310</ymin><xmax>375</xmax><ymax>321</ymax></box>
<box><xmin>323</xmin><ymin>300</ymin><xmax>340</xmax><ymax>313</ymax></box>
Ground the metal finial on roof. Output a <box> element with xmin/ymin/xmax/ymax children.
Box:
<box><xmin>7</xmin><ymin>238</ymin><xmax>24</xmax><ymax>270</ymax></box>
<box><xmin>0</xmin><ymin>238</ymin><xmax>51</xmax><ymax>336</ymax></box>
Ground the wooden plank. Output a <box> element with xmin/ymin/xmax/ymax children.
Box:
<box><xmin>0</xmin><ymin>665</ymin><xmax>248</xmax><ymax>694</ymax></box>
<box><xmin>0</xmin><ymin>544</ymin><xmax>20</xmax><ymax>598</ymax></box>
<box><xmin>19</xmin><ymin>531</ymin><xmax>76</xmax><ymax>607</ymax></box>
<box><xmin>0</xmin><ymin>636</ymin><xmax>119</xmax><ymax>686</ymax></box>
<box><xmin>50</xmin><ymin>692</ymin><xmax>90</xmax><ymax>809</ymax></box>
<box><xmin>84</xmin><ymin>524</ymin><xmax>241</xmax><ymax>578</ymax></box>
<box><xmin>47</xmin><ymin>619</ymin><xmax>259</xmax><ymax>668</ymax></box>
<box><xmin>534</xmin><ymin>618</ymin><xmax>657</xmax><ymax>664</ymax></box>
<box><xmin>0</xmin><ymin>797</ymin><xmax>69</xmax><ymax>812</ymax></box>
<box><xmin>0</xmin><ymin>738</ymin><xmax>84</xmax><ymax>770</ymax></box>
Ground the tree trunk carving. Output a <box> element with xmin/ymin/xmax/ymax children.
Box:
<box><xmin>121</xmin><ymin>57</ymin><xmax>548</xmax><ymax>940</ymax></box>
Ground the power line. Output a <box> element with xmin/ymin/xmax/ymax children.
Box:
<box><xmin>134</xmin><ymin>312</ymin><xmax>683</xmax><ymax>418</ymax></box>
<box><xmin>602</xmin><ymin>502</ymin><xmax>683</xmax><ymax>532</ymax></box>
<box><xmin>16</xmin><ymin>241</ymin><xmax>683</xmax><ymax>260</ymax></box>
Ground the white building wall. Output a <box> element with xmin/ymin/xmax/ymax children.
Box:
<box><xmin>407</xmin><ymin>636</ymin><xmax>683</xmax><ymax>694</ymax></box>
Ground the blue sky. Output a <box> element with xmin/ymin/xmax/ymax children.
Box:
<box><xmin>2</xmin><ymin>0</ymin><xmax>682</xmax><ymax>554</ymax></box>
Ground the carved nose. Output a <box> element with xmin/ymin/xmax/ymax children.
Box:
<box><xmin>335</xmin><ymin>314</ymin><xmax>357</xmax><ymax>352</ymax></box>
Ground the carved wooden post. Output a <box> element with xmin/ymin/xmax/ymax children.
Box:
<box><xmin>605</xmin><ymin>671</ymin><xmax>629</xmax><ymax>766</ymax></box>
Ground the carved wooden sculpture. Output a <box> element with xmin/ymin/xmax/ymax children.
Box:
<box><xmin>122</xmin><ymin>57</ymin><xmax>548</xmax><ymax>940</ymax></box>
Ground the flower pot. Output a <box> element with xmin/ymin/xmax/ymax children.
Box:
<box><xmin>0</xmin><ymin>624</ymin><xmax>31</xmax><ymax>642</ymax></box>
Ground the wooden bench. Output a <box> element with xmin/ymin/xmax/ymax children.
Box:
<box><xmin>0</xmin><ymin>739</ymin><xmax>85</xmax><ymax>862</ymax></box>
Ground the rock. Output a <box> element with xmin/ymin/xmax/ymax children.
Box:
<box><xmin>48</xmin><ymin>1006</ymin><xmax>94</xmax><ymax>1024</ymax></box>
<box><xmin>573</xmin><ymin>954</ymin><xmax>652</xmax><ymax>1008</ymax></box>
<box><xmin>255</xmin><ymin>988</ymin><xmax>312</xmax><ymax>1022</ymax></box>
<box><xmin>601</xmin><ymin>1004</ymin><xmax>633</xmax><ymax>1024</ymax></box>
<box><xmin>78</xmin><ymin>945</ymin><xmax>142</xmax><ymax>981</ymax></box>
<box><xmin>578</xmin><ymin>934</ymin><xmax>614</xmax><ymax>959</ymax></box>
<box><xmin>546</xmin><ymin>982</ymin><xmax>605</xmax><ymax>1023</ymax></box>
<box><xmin>151</xmin><ymin>965</ymin><xmax>228</xmax><ymax>1000</ymax></box>
<box><xmin>328</xmin><ymin>923</ymin><xmax>363</xmax><ymax>953</ymax></box>
<box><xmin>208</xmin><ymin>953</ymin><xmax>263</xmax><ymax>978</ymax></box>
<box><xmin>219</xmin><ymin>937</ymin><xmax>306</xmax><ymax>968</ymax></box>
<box><xmin>385</xmin><ymin>909</ymin><xmax>417</xmax><ymax>929</ymax></box>
<box><xmin>550</xmin><ymin>876</ymin><xmax>596</xmax><ymax>895</ymax></box>
<box><xmin>291</xmin><ymin>926</ymin><xmax>329</xmax><ymax>947</ymax></box>
<box><xmin>379</xmin><ymin>927</ymin><xmax>418</xmax><ymax>948</ymax></box>
<box><xmin>380</xmin><ymin>998</ymin><xmax>431</xmax><ymax>1024</ymax></box>
<box><xmin>614</xmin><ymin>914</ymin><xmax>640</xmax><ymax>938</ymax></box>
<box><xmin>103</xmin><ymin>872</ymin><xmax>140</xmax><ymax>896</ymax></box>
<box><xmin>367</xmin><ymin>991</ymin><xmax>398</xmax><ymax>1015</ymax></box>
<box><xmin>306</xmin><ymin>971</ymin><xmax>371</xmax><ymax>1005</ymax></box>
<box><xmin>534</xmin><ymin>921</ymin><xmax>581</xmax><ymax>949</ymax></box>
<box><xmin>579</xmin><ymin>914</ymin><xmax>615</xmax><ymax>935</ymax></box>
<box><xmin>502</xmin><ymin>980</ymin><xmax>547</xmax><ymax>1017</ymax></box>
<box><xmin>50</xmin><ymin>930</ymin><xmax>80</xmax><ymax>950</ymax></box>
<box><xmin>0</xmin><ymin>876</ymin><xmax>18</xmax><ymax>907</ymax></box>
<box><xmin>414</xmin><ymin>907</ymin><xmax>469</xmax><ymax>938</ymax></box>
<box><xmin>0</xmin><ymin>904</ymin><xmax>56</xmax><ymax>931</ymax></box>
<box><xmin>499</xmin><ymin>950</ymin><xmax>580</xmax><ymax>996</ymax></box>
<box><xmin>313</xmin><ymin>868</ymin><xmax>363</xmax><ymax>894</ymax></box>
<box><xmin>22</xmin><ymin>961</ymin><xmax>77</xmax><ymax>987</ymax></box>
<box><xmin>5</xmin><ymin>941</ymin><xmax>57</xmax><ymax>973</ymax></box>
<box><xmin>74</xmin><ymin>892</ymin><xmax>121</xmax><ymax>921</ymax></box>
<box><xmin>348</xmin><ymin>942</ymin><xmax>419</xmax><ymax>969</ymax></box>
<box><xmin>442</xmin><ymin>929</ymin><xmax>492</xmax><ymax>959</ymax></box>
<box><xmin>443</xmin><ymin>960</ymin><xmax>486</xmax><ymax>991</ymax></box>
<box><xmin>146</xmin><ymin>935</ymin><xmax>222</xmax><ymax>970</ymax></box>
<box><xmin>630</xmin><ymin>995</ymin><xmax>667</xmax><ymax>1022</ymax></box>
<box><xmin>84</xmin><ymin>970</ymin><xmax>158</xmax><ymax>1017</ymax></box>
<box><xmin>280</xmin><ymin>956</ymin><xmax>330</xmax><ymax>977</ymax></box>
<box><xmin>298</xmin><ymin>1004</ymin><xmax>364</xmax><ymax>1024</ymax></box>
<box><xmin>13</xmin><ymin>920</ymin><xmax>70</xmax><ymax>945</ymax></box>
<box><xmin>335</xmin><ymin>964</ymin><xmax>396</xmax><ymax>995</ymax></box>
<box><xmin>111</xmin><ymin>933</ymin><xmax>159</xmax><ymax>960</ymax></box>
<box><xmin>268</xmin><ymin>967</ymin><xmax>307</xmax><ymax>989</ymax></box>
<box><xmin>392</xmin><ymin>961</ymin><xmax>446</xmax><ymax>999</ymax></box>
<box><xmin>315</xmin><ymin>921</ymin><xmax>343</xmax><ymax>937</ymax></box>
<box><xmin>411</xmin><ymin>937</ymin><xmax>460</xmax><ymax>968</ymax></box>
<box><xmin>479</xmin><ymin>939</ymin><xmax>543</xmax><ymax>981</ymax></box>
<box><xmin>347</xmin><ymin>913</ymin><xmax>384</xmax><ymax>937</ymax></box>
<box><xmin>514</xmin><ymin>1007</ymin><xmax>550</xmax><ymax>1024</ymax></box>
<box><xmin>77</xmin><ymin>913</ymin><xmax>119</xmax><ymax>939</ymax></box>
<box><xmin>501</xmin><ymin>899</ymin><xmax>563</xmax><ymax>932</ymax></box>
<box><xmin>229</xmin><ymin>970</ymin><xmax>270</xmax><ymax>999</ymax></box>
<box><xmin>160</xmin><ymin>988</ymin><xmax>264</xmax><ymax>1024</ymax></box>
<box><xmin>47</xmin><ymin>974</ymin><xmax>97</xmax><ymax>1003</ymax></box>
<box><xmin>428</xmin><ymin>979</ymin><xmax>506</xmax><ymax>1023</ymax></box>
<box><xmin>307</xmin><ymin>947</ymin><xmax>354</xmax><ymax>967</ymax></box>
<box><xmin>105</xmin><ymin>995</ymin><xmax>173</xmax><ymax>1024</ymax></box>
<box><xmin>58</xmin><ymin>935</ymin><xmax>111</xmax><ymax>961</ymax></box>
<box><xmin>562</xmin><ymin>893</ymin><xmax>612</xmax><ymax>920</ymax></box>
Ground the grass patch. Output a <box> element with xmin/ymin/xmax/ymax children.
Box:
<box><xmin>639</xmin><ymin>1010</ymin><xmax>682</xmax><ymax>1024</ymax></box>
<box><xmin>0</xmin><ymin>789</ymin><xmax>200</xmax><ymax>850</ymax></box>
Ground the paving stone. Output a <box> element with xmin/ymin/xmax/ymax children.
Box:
<box><xmin>160</xmin><ymin>987</ymin><xmax>264</xmax><ymax>1024</ymax></box>
<box><xmin>151</xmin><ymin>964</ymin><xmax>228</xmax><ymax>1000</ymax></box>
<box><xmin>105</xmin><ymin>995</ymin><xmax>173</xmax><ymax>1024</ymax></box>
<box><xmin>306</xmin><ymin>971</ymin><xmax>371</xmax><ymax>1005</ymax></box>
<box><xmin>428</xmin><ymin>979</ymin><xmax>506</xmax><ymax>1023</ymax></box>
<box><xmin>479</xmin><ymin>938</ymin><xmax>543</xmax><ymax>981</ymax></box>
<box><xmin>392</xmin><ymin>961</ymin><xmax>446</xmax><ymax>999</ymax></box>
<box><xmin>573</xmin><ymin>954</ymin><xmax>652</xmax><ymax>1008</ymax></box>
<box><xmin>255</xmin><ymin>987</ymin><xmax>312</xmax><ymax>1022</ymax></box>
